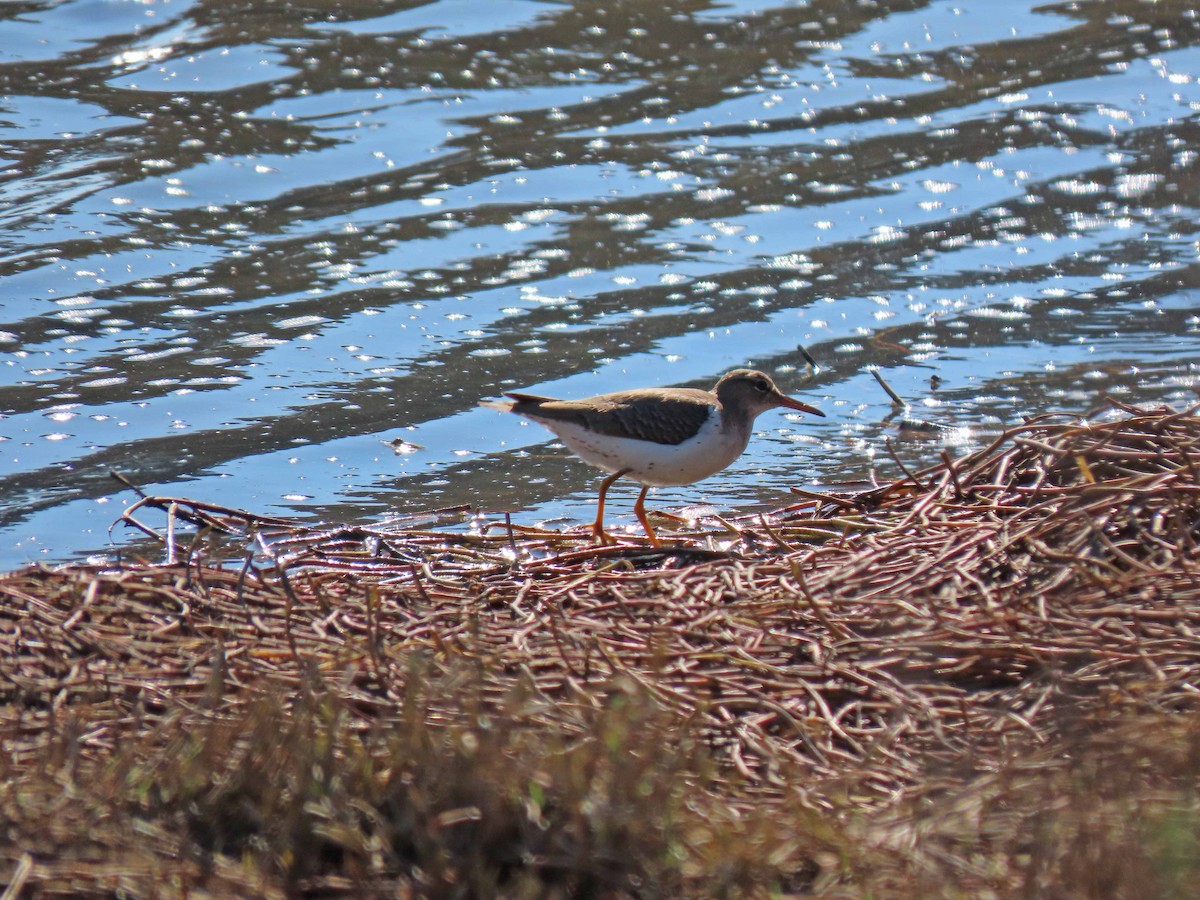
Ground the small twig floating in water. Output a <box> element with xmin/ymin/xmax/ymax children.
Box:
<box><xmin>798</xmin><ymin>345</ymin><xmax>820</xmax><ymax>377</ymax></box>
<box><xmin>110</xmin><ymin>470</ymin><xmax>149</xmax><ymax>498</ymax></box>
<box><xmin>870</xmin><ymin>368</ymin><xmax>960</xmax><ymax>442</ymax></box>
<box><xmin>871</xmin><ymin>368</ymin><xmax>907</xmax><ymax>408</ymax></box>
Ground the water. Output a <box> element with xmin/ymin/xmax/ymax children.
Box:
<box><xmin>2</xmin><ymin>0</ymin><xmax>1198</xmax><ymax>568</ymax></box>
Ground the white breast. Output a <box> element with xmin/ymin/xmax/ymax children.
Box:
<box><xmin>527</xmin><ymin>411</ymin><xmax>750</xmax><ymax>487</ymax></box>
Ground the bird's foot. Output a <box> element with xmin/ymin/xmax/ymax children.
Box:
<box><xmin>592</xmin><ymin>525</ymin><xmax>619</xmax><ymax>546</ymax></box>
<box><xmin>592</xmin><ymin>525</ymin><xmax>661</xmax><ymax>548</ymax></box>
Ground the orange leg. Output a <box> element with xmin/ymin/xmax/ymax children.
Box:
<box><xmin>592</xmin><ymin>468</ymin><xmax>630</xmax><ymax>544</ymax></box>
<box><xmin>633</xmin><ymin>484</ymin><xmax>660</xmax><ymax>547</ymax></box>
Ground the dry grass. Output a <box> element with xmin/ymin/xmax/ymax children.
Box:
<box><xmin>2</xmin><ymin>401</ymin><xmax>1200</xmax><ymax>896</ymax></box>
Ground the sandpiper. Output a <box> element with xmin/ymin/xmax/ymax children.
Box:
<box><xmin>485</xmin><ymin>369</ymin><xmax>825</xmax><ymax>545</ymax></box>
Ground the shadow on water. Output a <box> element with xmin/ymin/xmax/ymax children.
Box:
<box><xmin>1</xmin><ymin>0</ymin><xmax>1199</xmax><ymax>563</ymax></box>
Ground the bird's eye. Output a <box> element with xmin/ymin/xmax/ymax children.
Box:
<box><xmin>754</xmin><ymin>378</ymin><xmax>770</xmax><ymax>392</ymax></box>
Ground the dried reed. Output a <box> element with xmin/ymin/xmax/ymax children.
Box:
<box><xmin>2</xmin><ymin>401</ymin><xmax>1198</xmax><ymax>895</ymax></box>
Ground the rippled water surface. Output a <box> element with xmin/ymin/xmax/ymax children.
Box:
<box><xmin>3</xmin><ymin>0</ymin><xmax>1199</xmax><ymax>566</ymax></box>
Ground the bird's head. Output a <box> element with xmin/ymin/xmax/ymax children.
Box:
<box><xmin>714</xmin><ymin>369</ymin><xmax>825</xmax><ymax>420</ymax></box>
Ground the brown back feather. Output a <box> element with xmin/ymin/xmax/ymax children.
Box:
<box><xmin>505</xmin><ymin>389</ymin><xmax>715</xmax><ymax>446</ymax></box>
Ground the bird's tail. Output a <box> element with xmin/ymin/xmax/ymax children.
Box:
<box><xmin>479</xmin><ymin>398</ymin><xmax>517</xmax><ymax>413</ymax></box>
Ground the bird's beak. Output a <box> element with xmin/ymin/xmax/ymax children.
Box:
<box><xmin>777</xmin><ymin>394</ymin><xmax>825</xmax><ymax>417</ymax></box>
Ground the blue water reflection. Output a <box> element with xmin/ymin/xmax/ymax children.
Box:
<box><xmin>1</xmin><ymin>0</ymin><xmax>1198</xmax><ymax>566</ymax></box>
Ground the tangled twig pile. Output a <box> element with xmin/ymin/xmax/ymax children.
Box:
<box><xmin>2</xmin><ymin>402</ymin><xmax>1199</xmax><ymax>895</ymax></box>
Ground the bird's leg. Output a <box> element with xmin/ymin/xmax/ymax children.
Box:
<box><xmin>633</xmin><ymin>484</ymin><xmax>661</xmax><ymax>547</ymax></box>
<box><xmin>593</xmin><ymin>468</ymin><xmax>630</xmax><ymax>544</ymax></box>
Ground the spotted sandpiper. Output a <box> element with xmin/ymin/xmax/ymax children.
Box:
<box><xmin>485</xmin><ymin>369</ymin><xmax>825</xmax><ymax>545</ymax></box>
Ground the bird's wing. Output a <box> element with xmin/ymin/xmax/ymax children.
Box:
<box><xmin>511</xmin><ymin>389</ymin><xmax>714</xmax><ymax>446</ymax></box>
